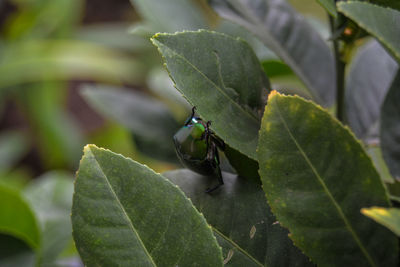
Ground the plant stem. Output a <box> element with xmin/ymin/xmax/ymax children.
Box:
<box><xmin>329</xmin><ymin>16</ymin><xmax>346</xmax><ymax>122</ymax></box>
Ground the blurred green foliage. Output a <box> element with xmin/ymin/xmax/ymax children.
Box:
<box><xmin>3</xmin><ymin>0</ymin><xmax>397</xmax><ymax>265</ymax></box>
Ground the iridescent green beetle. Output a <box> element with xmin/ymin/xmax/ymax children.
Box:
<box><xmin>173</xmin><ymin>107</ymin><xmax>225</xmax><ymax>192</ymax></box>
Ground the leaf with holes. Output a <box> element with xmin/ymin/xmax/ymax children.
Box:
<box><xmin>152</xmin><ymin>30</ymin><xmax>270</xmax><ymax>161</ymax></box>
<box><xmin>164</xmin><ymin>169</ymin><xmax>313</xmax><ymax>267</ymax></box>
<box><xmin>258</xmin><ymin>92</ymin><xmax>398</xmax><ymax>266</ymax></box>
<box><xmin>71</xmin><ymin>145</ymin><xmax>223</xmax><ymax>266</ymax></box>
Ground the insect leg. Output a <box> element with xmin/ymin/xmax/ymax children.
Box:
<box><xmin>184</xmin><ymin>106</ymin><xmax>197</xmax><ymax>126</ymax></box>
<box><xmin>205</xmin><ymin>143</ymin><xmax>224</xmax><ymax>193</ymax></box>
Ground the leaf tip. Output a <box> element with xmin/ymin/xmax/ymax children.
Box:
<box><xmin>267</xmin><ymin>90</ymin><xmax>280</xmax><ymax>101</ymax></box>
<box><xmin>83</xmin><ymin>144</ymin><xmax>97</xmax><ymax>154</ymax></box>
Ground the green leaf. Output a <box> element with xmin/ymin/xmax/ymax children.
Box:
<box><xmin>337</xmin><ymin>1</ymin><xmax>400</xmax><ymax>62</ymax></box>
<box><xmin>371</xmin><ymin>0</ymin><xmax>400</xmax><ymax>11</ymax></box>
<box><xmin>130</xmin><ymin>0</ymin><xmax>208</xmax><ymax>32</ymax></box>
<box><xmin>381</xmin><ymin>70</ymin><xmax>400</xmax><ymax>180</ymax></box>
<box><xmin>24</xmin><ymin>171</ymin><xmax>74</xmax><ymax>266</ymax></box>
<box><xmin>262</xmin><ymin>60</ymin><xmax>295</xmax><ymax>78</ymax></box>
<box><xmin>152</xmin><ymin>30</ymin><xmax>270</xmax><ymax>160</ymax></box>
<box><xmin>72</xmin><ymin>145</ymin><xmax>223</xmax><ymax>266</ymax></box>
<box><xmin>345</xmin><ymin>40</ymin><xmax>398</xmax><ymax>140</ymax></box>
<box><xmin>366</xmin><ymin>145</ymin><xmax>395</xmax><ymax>184</ymax></box>
<box><xmin>317</xmin><ymin>0</ymin><xmax>337</xmax><ymax>17</ymax></box>
<box><xmin>362</xmin><ymin>207</ymin><xmax>400</xmax><ymax>236</ymax></box>
<box><xmin>0</xmin><ymin>185</ymin><xmax>40</xmax><ymax>251</ymax></box>
<box><xmin>81</xmin><ymin>85</ymin><xmax>180</xmax><ymax>163</ymax></box>
<box><xmin>257</xmin><ymin>92</ymin><xmax>398</xmax><ymax>266</ymax></box>
<box><xmin>210</xmin><ymin>0</ymin><xmax>335</xmax><ymax>106</ymax></box>
<box><xmin>224</xmin><ymin>145</ymin><xmax>260</xmax><ymax>184</ymax></box>
<box><xmin>0</xmin><ymin>131</ymin><xmax>29</xmax><ymax>172</ymax></box>
<box><xmin>163</xmin><ymin>169</ymin><xmax>312</xmax><ymax>267</ymax></box>
<box><xmin>0</xmin><ymin>234</ymin><xmax>36</xmax><ymax>267</ymax></box>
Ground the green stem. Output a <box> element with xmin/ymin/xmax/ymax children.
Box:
<box><xmin>329</xmin><ymin>16</ymin><xmax>346</xmax><ymax>122</ymax></box>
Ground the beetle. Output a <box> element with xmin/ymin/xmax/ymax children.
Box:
<box><xmin>173</xmin><ymin>107</ymin><xmax>225</xmax><ymax>193</ymax></box>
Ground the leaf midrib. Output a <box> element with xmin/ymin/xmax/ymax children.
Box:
<box><xmin>152</xmin><ymin>38</ymin><xmax>260</xmax><ymax>125</ymax></box>
<box><xmin>272</xmin><ymin>98</ymin><xmax>377</xmax><ymax>267</ymax></box>
<box><xmin>88</xmin><ymin>148</ymin><xmax>157</xmax><ymax>267</ymax></box>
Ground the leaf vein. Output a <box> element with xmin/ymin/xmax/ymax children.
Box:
<box><xmin>272</xmin><ymin>98</ymin><xmax>376</xmax><ymax>267</ymax></box>
<box><xmin>88</xmin><ymin>148</ymin><xmax>157</xmax><ymax>267</ymax></box>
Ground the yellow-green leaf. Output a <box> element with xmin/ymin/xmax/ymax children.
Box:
<box><xmin>362</xmin><ymin>207</ymin><xmax>400</xmax><ymax>236</ymax></box>
<box><xmin>257</xmin><ymin>92</ymin><xmax>398</xmax><ymax>266</ymax></box>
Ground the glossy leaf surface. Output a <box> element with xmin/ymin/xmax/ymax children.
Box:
<box><xmin>362</xmin><ymin>207</ymin><xmax>400</xmax><ymax>236</ymax></box>
<box><xmin>258</xmin><ymin>92</ymin><xmax>398</xmax><ymax>266</ymax></box>
<box><xmin>381</xmin><ymin>71</ymin><xmax>400</xmax><ymax>180</ymax></box>
<box><xmin>152</xmin><ymin>30</ymin><xmax>270</xmax><ymax>160</ymax></box>
<box><xmin>72</xmin><ymin>145</ymin><xmax>223</xmax><ymax>266</ymax></box>
<box><xmin>163</xmin><ymin>169</ymin><xmax>312</xmax><ymax>267</ymax></box>
<box><xmin>210</xmin><ymin>0</ymin><xmax>335</xmax><ymax>106</ymax></box>
<box><xmin>338</xmin><ymin>1</ymin><xmax>400</xmax><ymax>62</ymax></box>
<box><xmin>345</xmin><ymin>40</ymin><xmax>398</xmax><ymax>140</ymax></box>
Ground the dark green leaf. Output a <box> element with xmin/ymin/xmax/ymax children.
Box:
<box><xmin>258</xmin><ymin>92</ymin><xmax>398</xmax><ymax>266</ymax></box>
<box><xmin>72</xmin><ymin>145</ymin><xmax>223</xmax><ymax>266</ymax></box>
<box><xmin>345</xmin><ymin>40</ymin><xmax>398</xmax><ymax>140</ymax></box>
<box><xmin>224</xmin><ymin>145</ymin><xmax>260</xmax><ymax>184</ymax></box>
<box><xmin>317</xmin><ymin>0</ymin><xmax>337</xmax><ymax>17</ymax></box>
<box><xmin>163</xmin><ymin>169</ymin><xmax>312</xmax><ymax>267</ymax></box>
<box><xmin>210</xmin><ymin>0</ymin><xmax>335</xmax><ymax>106</ymax></box>
<box><xmin>337</xmin><ymin>1</ymin><xmax>400</xmax><ymax>62</ymax></box>
<box><xmin>362</xmin><ymin>207</ymin><xmax>400</xmax><ymax>236</ymax></box>
<box><xmin>81</xmin><ymin>85</ymin><xmax>180</xmax><ymax>163</ymax></box>
<box><xmin>371</xmin><ymin>0</ymin><xmax>400</xmax><ymax>11</ymax></box>
<box><xmin>0</xmin><ymin>234</ymin><xmax>35</xmax><ymax>267</ymax></box>
<box><xmin>130</xmin><ymin>0</ymin><xmax>208</xmax><ymax>32</ymax></box>
<box><xmin>0</xmin><ymin>185</ymin><xmax>40</xmax><ymax>251</ymax></box>
<box><xmin>24</xmin><ymin>171</ymin><xmax>74</xmax><ymax>266</ymax></box>
<box><xmin>381</xmin><ymin>71</ymin><xmax>400</xmax><ymax>180</ymax></box>
<box><xmin>152</xmin><ymin>30</ymin><xmax>270</xmax><ymax>160</ymax></box>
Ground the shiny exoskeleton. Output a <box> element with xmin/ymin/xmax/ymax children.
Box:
<box><xmin>173</xmin><ymin>107</ymin><xmax>225</xmax><ymax>193</ymax></box>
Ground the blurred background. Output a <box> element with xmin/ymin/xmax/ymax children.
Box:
<box><xmin>0</xmin><ymin>0</ymin><xmax>329</xmax><ymax>185</ymax></box>
<box><xmin>0</xmin><ymin>0</ymin><xmax>329</xmax><ymax>266</ymax></box>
